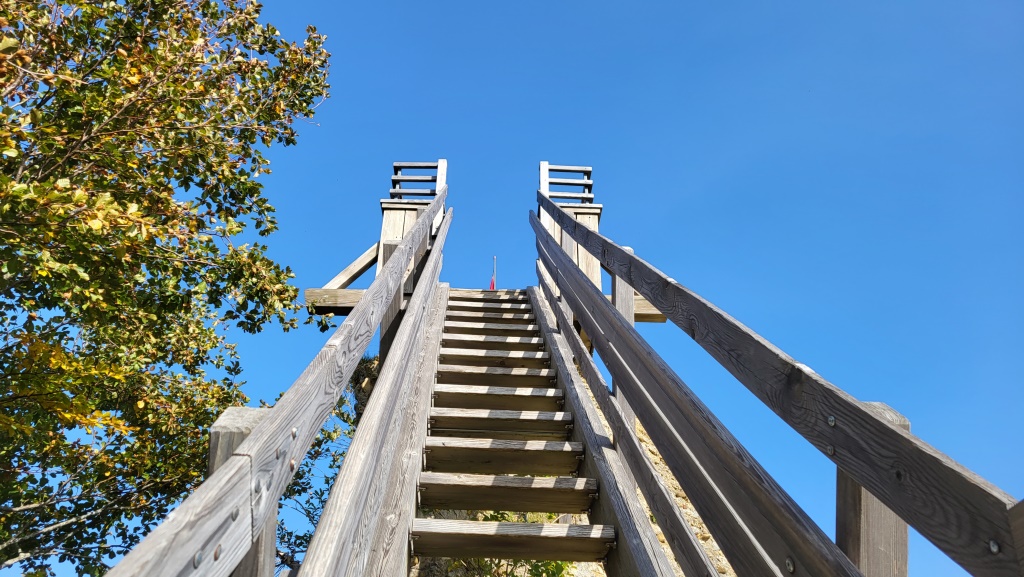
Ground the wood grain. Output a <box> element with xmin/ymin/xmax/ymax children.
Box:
<box><xmin>534</xmin><ymin>212</ymin><xmax>861</xmax><ymax>576</ymax></box>
<box><xmin>432</xmin><ymin>383</ymin><xmax>563</xmax><ymax>412</ymax></box>
<box><xmin>435</xmin><ymin>364</ymin><xmax>557</xmax><ymax>387</ymax></box>
<box><xmin>418</xmin><ymin>473</ymin><xmax>597</xmax><ymax>513</ymax></box>
<box><xmin>423</xmin><ymin>437</ymin><xmax>583</xmax><ymax>476</ymax></box>
<box><xmin>438</xmin><ymin>347</ymin><xmax>550</xmax><ymax>368</ymax></box>
<box><xmin>538</xmin><ymin>193</ymin><xmax>1021</xmax><ymax>576</ymax></box>
<box><xmin>411</xmin><ymin>519</ymin><xmax>615</xmax><ymax>562</ymax></box>
<box><xmin>443</xmin><ymin>320</ymin><xmax>541</xmax><ymax>337</ymax></box>
<box><xmin>440</xmin><ymin>334</ymin><xmax>546</xmax><ymax>351</ymax></box>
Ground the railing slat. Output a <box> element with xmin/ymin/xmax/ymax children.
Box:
<box><xmin>322</xmin><ymin>242</ymin><xmax>379</xmax><ymax>290</ymax></box>
<box><xmin>107</xmin><ymin>188</ymin><xmax>447</xmax><ymax>577</ymax></box>
<box><xmin>533</xmin><ymin>211</ymin><xmax>862</xmax><ymax>576</ymax></box>
<box><xmin>538</xmin><ymin>192</ymin><xmax>1021</xmax><ymax>577</ymax></box>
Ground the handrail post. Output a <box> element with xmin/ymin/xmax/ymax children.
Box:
<box><xmin>208</xmin><ymin>406</ymin><xmax>275</xmax><ymax>577</ymax></box>
<box><xmin>836</xmin><ymin>402</ymin><xmax>909</xmax><ymax>577</ymax></box>
<box><xmin>378</xmin><ymin>240</ymin><xmax>402</xmax><ymax>362</ymax></box>
<box><xmin>611</xmin><ymin>246</ymin><xmax>638</xmax><ymax>437</ymax></box>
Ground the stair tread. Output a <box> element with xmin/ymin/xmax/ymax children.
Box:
<box><xmin>447</xmin><ymin>301</ymin><xmax>533</xmax><ymax>311</ymax></box>
<box><xmin>446</xmin><ymin>311</ymin><xmax>536</xmax><ymax>323</ymax></box>
<box><xmin>433</xmin><ymin>384</ymin><xmax>563</xmax><ymax>411</ymax></box>
<box><xmin>444</xmin><ymin>320</ymin><xmax>541</xmax><ymax>337</ymax></box>
<box><xmin>424</xmin><ymin>437</ymin><xmax>583</xmax><ymax>475</ymax></box>
<box><xmin>436</xmin><ymin>364</ymin><xmax>557</xmax><ymax>387</ymax></box>
<box><xmin>441</xmin><ymin>334</ymin><xmax>546</xmax><ymax>351</ymax></box>
<box><xmin>439</xmin><ymin>347</ymin><xmax>550</xmax><ymax>368</ymax></box>
<box><xmin>418</xmin><ymin>472</ymin><xmax>596</xmax><ymax>512</ymax></box>
<box><xmin>411</xmin><ymin>519</ymin><xmax>615</xmax><ymax>562</ymax></box>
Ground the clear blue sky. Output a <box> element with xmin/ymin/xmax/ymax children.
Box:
<box><xmin>215</xmin><ymin>2</ymin><xmax>1022</xmax><ymax>576</ymax></box>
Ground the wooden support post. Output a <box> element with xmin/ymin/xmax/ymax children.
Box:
<box><xmin>611</xmin><ymin>247</ymin><xmax>637</xmax><ymax>444</ymax></box>
<box><xmin>836</xmin><ymin>402</ymin><xmax>910</xmax><ymax>577</ymax></box>
<box><xmin>208</xmin><ymin>407</ymin><xmax>275</xmax><ymax>577</ymax></box>
<box><xmin>379</xmin><ymin>240</ymin><xmax>403</xmax><ymax>362</ymax></box>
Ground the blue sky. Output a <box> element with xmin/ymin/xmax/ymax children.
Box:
<box><xmin>170</xmin><ymin>2</ymin><xmax>1024</xmax><ymax>576</ymax></box>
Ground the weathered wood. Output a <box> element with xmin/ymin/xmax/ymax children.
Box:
<box><xmin>449</xmin><ymin>288</ymin><xmax>528</xmax><ymax>300</ymax></box>
<box><xmin>547</xmin><ymin>191</ymin><xmax>596</xmax><ymax>201</ymax></box>
<box><xmin>443</xmin><ymin>320</ymin><xmax>541</xmax><ymax>337</ymax></box>
<box><xmin>429</xmin><ymin>407</ymin><xmax>572</xmax><ymax>440</ymax></box>
<box><xmin>548</xmin><ymin>164</ymin><xmax>593</xmax><ymax>173</ymax></box>
<box><xmin>440</xmin><ymin>333</ymin><xmax>546</xmax><ymax>351</ymax></box>
<box><xmin>548</xmin><ymin>177</ymin><xmax>594</xmax><ymax>187</ymax></box>
<box><xmin>438</xmin><ymin>347</ymin><xmax>550</xmax><ymax>368</ymax></box>
<box><xmin>432</xmin><ymin>384</ymin><xmax>563</xmax><ymax>412</ymax></box>
<box><xmin>423</xmin><ymin>437</ymin><xmax>583</xmax><ymax>475</ymax></box>
<box><xmin>1011</xmin><ymin>501</ymin><xmax>1024</xmax><ymax>577</ymax></box>
<box><xmin>538</xmin><ymin>193</ymin><xmax>1022</xmax><ymax>577</ymax></box>
<box><xmin>534</xmin><ymin>212</ymin><xmax>861</xmax><ymax>576</ymax></box>
<box><xmin>392</xmin><ymin>174</ymin><xmax>436</xmax><ymax>183</ymax></box>
<box><xmin>530</xmin><ymin>287</ymin><xmax>681</xmax><ymax>576</ymax></box>
<box><xmin>323</xmin><ymin>242</ymin><xmax>379</xmax><ymax>290</ymax></box>
<box><xmin>418</xmin><ymin>473</ymin><xmax>597</xmax><ymax>513</ymax></box>
<box><xmin>299</xmin><ymin>209</ymin><xmax>453</xmax><ymax>576</ymax></box>
<box><xmin>446</xmin><ymin>300</ymin><xmax>533</xmax><ymax>312</ymax></box>
<box><xmin>377</xmin><ymin>240</ymin><xmax>403</xmax><ymax>362</ymax></box>
<box><xmin>837</xmin><ymin>403</ymin><xmax>910</xmax><ymax>577</ymax></box>
<box><xmin>445</xmin><ymin>310</ymin><xmax>535</xmax><ymax>324</ymax></box>
<box><xmin>601</xmin><ymin>293</ymin><xmax>667</xmax><ymax>323</ymax></box>
<box><xmin>304</xmin><ymin>288</ymin><xmax>363</xmax><ymax>316</ymax></box>
<box><xmin>611</xmin><ymin>249</ymin><xmax>638</xmax><ymax>446</ymax></box>
<box><xmin>435</xmin><ymin>364</ymin><xmax>557</xmax><ymax>387</ymax></box>
<box><xmin>208</xmin><ymin>408</ymin><xmax>274</xmax><ymax>577</ymax></box>
<box><xmin>108</xmin><ymin>188</ymin><xmax>449</xmax><ymax>577</ymax></box>
<box><xmin>533</xmin><ymin>272</ymin><xmax>720</xmax><ymax>577</ymax></box>
<box><xmin>411</xmin><ymin>519</ymin><xmax>615</xmax><ymax>562</ymax></box>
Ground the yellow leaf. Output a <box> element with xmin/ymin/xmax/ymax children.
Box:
<box><xmin>136</xmin><ymin>400</ymin><xmax>145</xmax><ymax>409</ymax></box>
<box><xmin>87</xmin><ymin>219</ymin><xmax>103</xmax><ymax>230</ymax></box>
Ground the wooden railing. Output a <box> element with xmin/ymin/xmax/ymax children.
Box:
<box><xmin>533</xmin><ymin>191</ymin><xmax>1024</xmax><ymax>577</ymax></box>
<box><xmin>107</xmin><ymin>188</ymin><xmax>450</xmax><ymax>577</ymax></box>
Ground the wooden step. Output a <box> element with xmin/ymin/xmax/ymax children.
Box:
<box><xmin>433</xmin><ymin>384</ymin><xmax>563</xmax><ymax>411</ymax></box>
<box><xmin>424</xmin><ymin>437</ymin><xmax>583</xmax><ymax>475</ymax></box>
<box><xmin>449</xmin><ymin>289</ymin><xmax>529</xmax><ymax>303</ymax></box>
<box><xmin>411</xmin><ymin>519</ymin><xmax>615</xmax><ymax>562</ymax></box>
<box><xmin>548</xmin><ymin>177</ymin><xmax>593</xmax><ymax>187</ymax></box>
<box><xmin>446</xmin><ymin>300</ymin><xmax>533</xmax><ymax>313</ymax></box>
<box><xmin>418</xmin><ymin>473</ymin><xmax>597</xmax><ymax>513</ymax></box>
<box><xmin>439</xmin><ymin>347</ymin><xmax>550</xmax><ymax>369</ymax></box>
<box><xmin>436</xmin><ymin>365</ymin><xmax>557</xmax><ymax>387</ymax></box>
<box><xmin>392</xmin><ymin>174</ymin><xmax>437</xmax><ymax>183</ymax></box>
<box><xmin>441</xmin><ymin>334</ymin><xmax>546</xmax><ymax>352</ymax></box>
<box><xmin>446</xmin><ymin>311</ymin><xmax>536</xmax><ymax>324</ymax></box>
<box><xmin>444</xmin><ymin>321</ymin><xmax>541</xmax><ymax>338</ymax></box>
<box><xmin>429</xmin><ymin>408</ymin><xmax>571</xmax><ymax>441</ymax></box>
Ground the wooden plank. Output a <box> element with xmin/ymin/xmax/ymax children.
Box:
<box><xmin>418</xmin><ymin>473</ymin><xmax>596</xmax><ymax>513</ymax></box>
<box><xmin>208</xmin><ymin>408</ymin><xmax>274</xmax><ymax>577</ymax></box>
<box><xmin>107</xmin><ymin>188</ymin><xmax>450</xmax><ymax>577</ymax></box>
<box><xmin>537</xmin><ymin>193</ymin><xmax>1022</xmax><ymax>577</ymax></box>
<box><xmin>1011</xmin><ymin>501</ymin><xmax>1024</xmax><ymax>577</ymax></box>
<box><xmin>611</xmin><ymin>253</ymin><xmax>638</xmax><ymax>440</ymax></box>
<box><xmin>433</xmin><ymin>383</ymin><xmax>564</xmax><ymax>412</ymax></box>
<box><xmin>549</xmin><ymin>177</ymin><xmax>593</xmax><ymax>187</ymax></box>
<box><xmin>374</xmin><ymin>284</ymin><xmax>450</xmax><ymax>576</ymax></box>
<box><xmin>532</xmin><ymin>273</ymin><xmax>721</xmax><ymax>577</ymax></box>
<box><xmin>533</xmin><ymin>214</ymin><xmax>861</xmax><ymax>576</ymax></box>
<box><xmin>378</xmin><ymin>240</ymin><xmax>403</xmax><ymax>361</ymax></box>
<box><xmin>392</xmin><ymin>174</ymin><xmax>437</xmax><ymax>182</ymax></box>
<box><xmin>438</xmin><ymin>347</ymin><xmax>550</xmax><ymax>368</ymax></box>
<box><xmin>449</xmin><ymin>289</ymin><xmax>529</xmax><ymax>301</ymax></box>
<box><xmin>837</xmin><ymin>403</ymin><xmax>909</xmax><ymax>577</ymax></box>
<box><xmin>429</xmin><ymin>407</ymin><xmax>572</xmax><ymax>440</ymax></box>
<box><xmin>394</xmin><ymin>161</ymin><xmax>438</xmax><ymax>169</ymax></box>
<box><xmin>423</xmin><ymin>437</ymin><xmax>582</xmax><ymax>476</ymax></box>
<box><xmin>443</xmin><ymin>320</ymin><xmax>541</xmax><ymax>337</ymax></box>
<box><xmin>548</xmin><ymin>164</ymin><xmax>593</xmax><ymax>173</ymax></box>
<box><xmin>446</xmin><ymin>300</ymin><xmax>533</xmax><ymax>312</ymax></box>
<box><xmin>445</xmin><ymin>310</ymin><xmax>536</xmax><ymax>324</ymax></box>
<box><xmin>300</xmin><ymin>209</ymin><xmax>453</xmax><ymax>576</ymax></box>
<box><xmin>601</xmin><ymin>294</ymin><xmax>667</xmax><ymax>323</ymax></box>
<box><xmin>322</xmin><ymin>242</ymin><xmax>379</xmax><ymax>291</ymax></box>
<box><xmin>304</xmin><ymin>288</ymin><xmax>363</xmax><ymax>316</ymax></box>
<box><xmin>547</xmin><ymin>192</ymin><xmax>595</xmax><ymax>201</ymax></box>
<box><xmin>436</xmin><ymin>364</ymin><xmax>557</xmax><ymax>387</ymax></box>
<box><xmin>441</xmin><ymin>333</ymin><xmax>546</xmax><ymax>351</ymax></box>
<box><xmin>528</xmin><ymin>286</ymin><xmax>677</xmax><ymax>576</ymax></box>
<box><xmin>411</xmin><ymin>519</ymin><xmax>615</xmax><ymax>562</ymax></box>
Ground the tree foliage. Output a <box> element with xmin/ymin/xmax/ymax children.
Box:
<box><xmin>0</xmin><ymin>1</ymin><xmax>329</xmax><ymax>573</ymax></box>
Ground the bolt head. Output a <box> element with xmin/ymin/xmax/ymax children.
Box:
<box><xmin>827</xmin><ymin>415</ymin><xmax>836</xmax><ymax>427</ymax></box>
<box><xmin>193</xmin><ymin>551</ymin><xmax>203</xmax><ymax>568</ymax></box>
<box><xmin>214</xmin><ymin>544</ymin><xmax>222</xmax><ymax>561</ymax></box>
<box><xmin>826</xmin><ymin>445</ymin><xmax>835</xmax><ymax>456</ymax></box>
<box><xmin>231</xmin><ymin>507</ymin><xmax>239</xmax><ymax>521</ymax></box>
<box><xmin>291</xmin><ymin>427</ymin><xmax>298</xmax><ymax>439</ymax></box>
<box><xmin>785</xmin><ymin>556</ymin><xmax>795</xmax><ymax>573</ymax></box>
<box><xmin>989</xmin><ymin>539</ymin><xmax>1001</xmax><ymax>554</ymax></box>
<box><xmin>254</xmin><ymin>479</ymin><xmax>262</xmax><ymax>494</ymax></box>
<box><xmin>289</xmin><ymin>458</ymin><xmax>296</xmax><ymax>472</ymax></box>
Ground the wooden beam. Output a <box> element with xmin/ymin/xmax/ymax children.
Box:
<box><xmin>432</xmin><ymin>384</ymin><xmax>564</xmax><ymax>412</ymax></box>
<box><xmin>107</xmin><ymin>187</ymin><xmax>449</xmax><ymax>577</ymax></box>
<box><xmin>418</xmin><ymin>473</ymin><xmax>597</xmax><ymax>513</ymax></box>
<box><xmin>423</xmin><ymin>437</ymin><xmax>583</xmax><ymax>476</ymax></box>
<box><xmin>411</xmin><ymin>519</ymin><xmax>615</xmax><ymax>562</ymax></box>
<box><xmin>538</xmin><ymin>192</ymin><xmax>1022</xmax><ymax>577</ymax></box>
<box><xmin>534</xmin><ymin>212</ymin><xmax>862</xmax><ymax>576</ymax></box>
<box><xmin>837</xmin><ymin>402</ymin><xmax>909</xmax><ymax>577</ymax></box>
<box><xmin>532</xmin><ymin>270</ymin><xmax>720</xmax><ymax>577</ymax></box>
<box><xmin>208</xmin><ymin>408</ymin><xmax>274</xmax><ymax>577</ymax></box>
<box><xmin>304</xmin><ymin>288</ymin><xmax>363</xmax><ymax>316</ymax></box>
<box><xmin>322</xmin><ymin>242</ymin><xmax>378</xmax><ymax>290</ymax></box>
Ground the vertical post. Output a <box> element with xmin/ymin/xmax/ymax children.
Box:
<box><xmin>378</xmin><ymin>240</ymin><xmax>403</xmax><ymax>363</ymax></box>
<box><xmin>836</xmin><ymin>402</ymin><xmax>909</xmax><ymax>577</ymax></box>
<box><xmin>208</xmin><ymin>407</ymin><xmax>275</xmax><ymax>577</ymax></box>
<box><xmin>433</xmin><ymin>159</ymin><xmax>447</xmax><ymax>232</ymax></box>
<box><xmin>611</xmin><ymin>247</ymin><xmax>637</xmax><ymax>434</ymax></box>
<box><xmin>538</xmin><ymin>161</ymin><xmax>554</xmax><ymax>238</ymax></box>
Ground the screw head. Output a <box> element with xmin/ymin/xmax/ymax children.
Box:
<box><xmin>289</xmin><ymin>458</ymin><xmax>297</xmax><ymax>472</ymax></box>
<box><xmin>826</xmin><ymin>445</ymin><xmax>835</xmax><ymax>456</ymax></box>
<box><xmin>275</xmin><ymin>447</ymin><xmax>282</xmax><ymax>460</ymax></box>
<box><xmin>192</xmin><ymin>551</ymin><xmax>203</xmax><ymax>568</ymax></box>
<box><xmin>291</xmin><ymin>427</ymin><xmax>298</xmax><ymax>439</ymax></box>
<box><xmin>827</xmin><ymin>415</ymin><xmax>836</xmax><ymax>427</ymax></box>
<box><xmin>214</xmin><ymin>544</ymin><xmax>223</xmax><ymax>561</ymax></box>
<box><xmin>231</xmin><ymin>507</ymin><xmax>239</xmax><ymax>521</ymax></box>
<box><xmin>785</xmin><ymin>556</ymin><xmax>795</xmax><ymax>573</ymax></box>
<box><xmin>989</xmin><ymin>539</ymin><xmax>1001</xmax><ymax>554</ymax></box>
<box><xmin>254</xmin><ymin>479</ymin><xmax>262</xmax><ymax>494</ymax></box>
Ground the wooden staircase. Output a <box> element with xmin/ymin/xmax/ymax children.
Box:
<box><xmin>411</xmin><ymin>288</ymin><xmax>616</xmax><ymax>564</ymax></box>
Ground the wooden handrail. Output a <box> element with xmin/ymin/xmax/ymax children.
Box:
<box><xmin>322</xmin><ymin>242</ymin><xmax>379</xmax><ymax>290</ymax></box>
<box><xmin>107</xmin><ymin>187</ymin><xmax>448</xmax><ymax>577</ymax></box>
<box><xmin>536</xmin><ymin>192</ymin><xmax>1022</xmax><ymax>577</ymax></box>
<box><xmin>300</xmin><ymin>210</ymin><xmax>452</xmax><ymax>575</ymax></box>
<box><xmin>533</xmin><ymin>210</ymin><xmax>861</xmax><ymax>576</ymax></box>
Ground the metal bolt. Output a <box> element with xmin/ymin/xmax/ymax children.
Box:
<box><xmin>291</xmin><ymin>427</ymin><xmax>298</xmax><ymax>439</ymax></box>
<box><xmin>827</xmin><ymin>415</ymin><xmax>836</xmax><ymax>427</ymax></box>
<box><xmin>289</xmin><ymin>458</ymin><xmax>296</xmax><ymax>472</ymax></box>
<box><xmin>275</xmin><ymin>447</ymin><xmax>282</xmax><ymax>460</ymax></box>
<box><xmin>826</xmin><ymin>445</ymin><xmax>835</xmax><ymax>456</ymax></box>
<box><xmin>785</xmin><ymin>556</ymin><xmax>795</xmax><ymax>573</ymax></box>
<box><xmin>214</xmin><ymin>544</ymin><xmax>222</xmax><ymax>561</ymax></box>
<box><xmin>231</xmin><ymin>507</ymin><xmax>239</xmax><ymax>521</ymax></box>
<box><xmin>193</xmin><ymin>551</ymin><xmax>203</xmax><ymax>568</ymax></box>
<box><xmin>254</xmin><ymin>479</ymin><xmax>262</xmax><ymax>494</ymax></box>
<box><xmin>989</xmin><ymin>539</ymin><xmax>1001</xmax><ymax>554</ymax></box>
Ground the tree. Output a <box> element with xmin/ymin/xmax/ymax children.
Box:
<box><xmin>0</xmin><ymin>1</ymin><xmax>330</xmax><ymax>574</ymax></box>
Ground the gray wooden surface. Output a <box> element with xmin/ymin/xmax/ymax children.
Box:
<box><xmin>538</xmin><ymin>192</ymin><xmax>1021</xmax><ymax>577</ymax></box>
<box><xmin>106</xmin><ymin>189</ymin><xmax>448</xmax><ymax>577</ymax></box>
<box><xmin>322</xmin><ymin>242</ymin><xmax>379</xmax><ymax>290</ymax></box>
<box><xmin>418</xmin><ymin>473</ymin><xmax>597</xmax><ymax>513</ymax></box>
<box><xmin>411</xmin><ymin>519</ymin><xmax>615</xmax><ymax>562</ymax></box>
<box><xmin>837</xmin><ymin>403</ymin><xmax>910</xmax><ymax>577</ymax></box>
<box><xmin>534</xmin><ymin>211</ymin><xmax>862</xmax><ymax>576</ymax></box>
